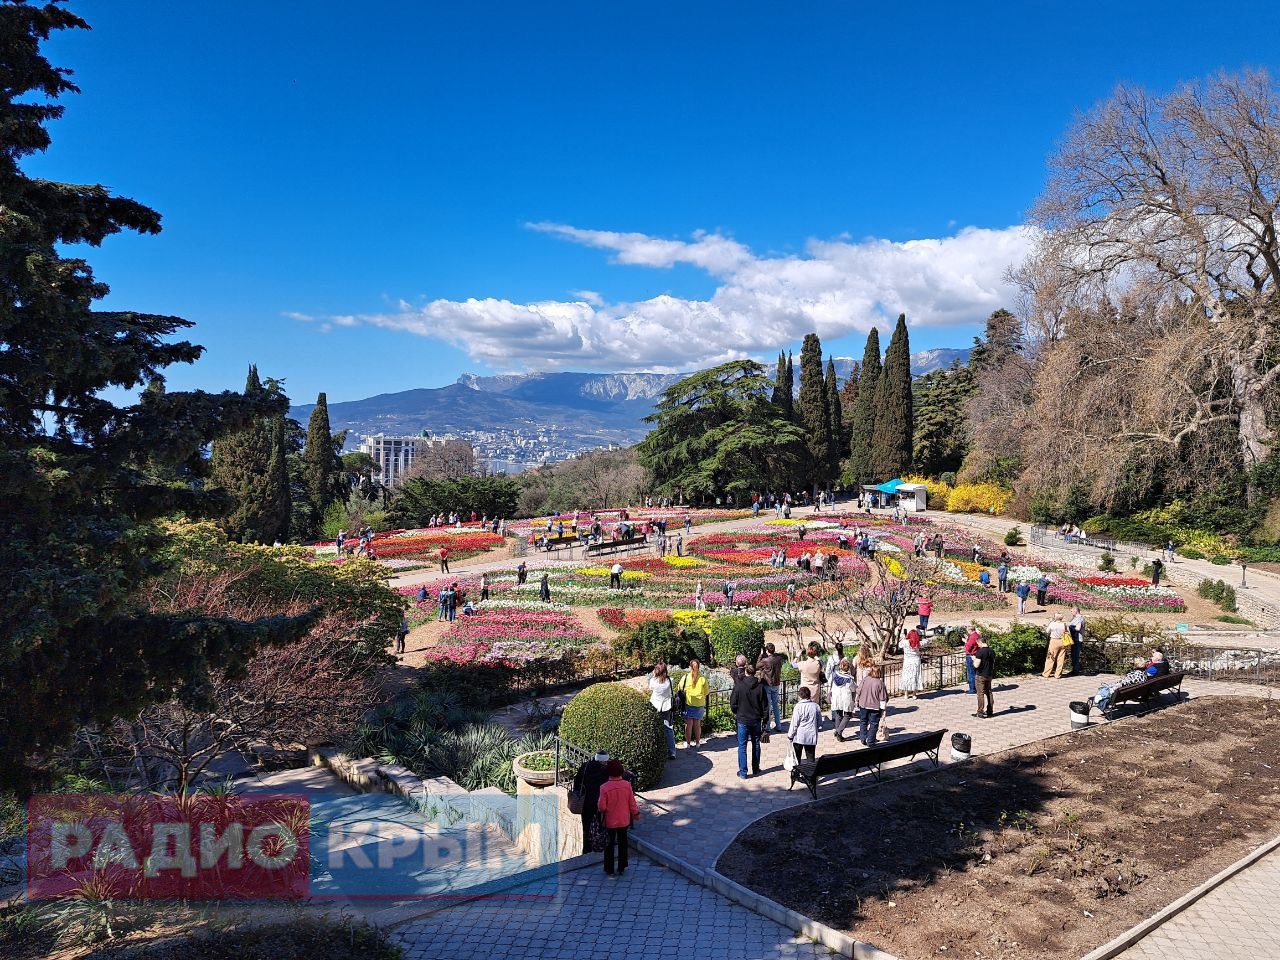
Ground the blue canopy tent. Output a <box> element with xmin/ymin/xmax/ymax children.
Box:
<box><xmin>860</xmin><ymin>478</ymin><xmax>928</xmax><ymax>511</ymax></box>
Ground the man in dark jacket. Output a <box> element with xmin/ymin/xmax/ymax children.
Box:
<box><xmin>572</xmin><ymin>751</ymin><xmax>611</xmax><ymax>855</ymax></box>
<box><xmin>755</xmin><ymin>643</ymin><xmax>784</xmax><ymax>732</ymax></box>
<box><xmin>730</xmin><ymin>665</ymin><xmax>769</xmax><ymax>779</ymax></box>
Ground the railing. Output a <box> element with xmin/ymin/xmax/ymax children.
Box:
<box><xmin>552</xmin><ymin>736</ymin><xmax>594</xmax><ymax>789</ymax></box>
<box><xmin>1084</xmin><ymin>639</ymin><xmax>1280</xmax><ymax>689</ymax></box>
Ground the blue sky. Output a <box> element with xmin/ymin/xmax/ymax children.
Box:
<box><xmin>30</xmin><ymin>1</ymin><xmax>1280</xmax><ymax>404</ymax></box>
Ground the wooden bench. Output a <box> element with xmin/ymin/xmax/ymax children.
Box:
<box><xmin>789</xmin><ymin>729</ymin><xmax>946</xmax><ymax>799</ymax></box>
<box><xmin>532</xmin><ymin>534</ymin><xmax>580</xmax><ymax>552</ymax></box>
<box><xmin>1100</xmin><ymin>670</ymin><xmax>1186</xmax><ymax>718</ymax></box>
<box><xmin>584</xmin><ymin>535</ymin><xmax>648</xmax><ymax>556</ymax></box>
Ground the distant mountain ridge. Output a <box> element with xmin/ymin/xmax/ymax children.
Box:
<box><xmin>291</xmin><ymin>352</ymin><xmax>971</xmax><ymax>455</ymax></box>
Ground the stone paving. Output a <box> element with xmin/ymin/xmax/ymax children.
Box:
<box><xmin>1116</xmin><ymin>847</ymin><xmax>1280</xmax><ymax>960</ymax></box>
<box><xmin>391</xmin><ymin>857</ymin><xmax>829</xmax><ymax>960</ymax></box>
<box><xmin>634</xmin><ymin>672</ymin><xmax>1272</xmax><ymax>872</ymax></box>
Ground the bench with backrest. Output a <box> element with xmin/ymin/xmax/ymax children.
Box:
<box><xmin>532</xmin><ymin>534</ymin><xmax>580</xmax><ymax>552</ymax></box>
<box><xmin>789</xmin><ymin>729</ymin><xmax>946</xmax><ymax>800</ymax></box>
<box><xmin>584</xmin><ymin>535</ymin><xmax>648</xmax><ymax>556</ymax></box>
<box><xmin>1101</xmin><ymin>670</ymin><xmax>1186</xmax><ymax>718</ymax></box>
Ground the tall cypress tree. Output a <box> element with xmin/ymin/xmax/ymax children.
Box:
<box><xmin>303</xmin><ymin>391</ymin><xmax>344</xmax><ymax>524</ymax></box>
<box><xmin>869</xmin><ymin>314</ymin><xmax>914</xmax><ymax>480</ymax></box>
<box><xmin>770</xmin><ymin>351</ymin><xmax>789</xmax><ymax>414</ymax></box>
<box><xmin>209</xmin><ymin>366</ymin><xmax>289</xmax><ymax>543</ymax></box>
<box><xmin>847</xmin><ymin>329</ymin><xmax>881</xmax><ymax>484</ymax></box>
<box><xmin>265</xmin><ymin>417</ymin><xmax>291</xmax><ymax>541</ymax></box>
<box><xmin>824</xmin><ymin>357</ymin><xmax>845</xmax><ymax>474</ymax></box>
<box><xmin>797</xmin><ymin>334</ymin><xmax>832</xmax><ymax>488</ymax></box>
<box><xmin>839</xmin><ymin>361</ymin><xmax>860</xmax><ymax>430</ymax></box>
<box><xmin>784</xmin><ymin>353</ymin><xmax>794</xmax><ymax>420</ymax></box>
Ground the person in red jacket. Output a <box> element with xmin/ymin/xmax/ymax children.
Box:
<box><xmin>596</xmin><ymin>759</ymin><xmax>639</xmax><ymax>877</ymax></box>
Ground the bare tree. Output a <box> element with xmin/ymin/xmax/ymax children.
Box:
<box><xmin>1033</xmin><ymin>70</ymin><xmax>1280</xmax><ymax>497</ymax></box>
<box><xmin>405</xmin><ymin>439</ymin><xmax>476</xmax><ymax>481</ymax></box>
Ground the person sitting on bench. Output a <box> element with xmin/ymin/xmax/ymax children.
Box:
<box><xmin>1144</xmin><ymin>650</ymin><xmax>1170</xmax><ymax>677</ymax></box>
<box><xmin>1090</xmin><ymin>658</ymin><xmax>1148</xmax><ymax>711</ymax></box>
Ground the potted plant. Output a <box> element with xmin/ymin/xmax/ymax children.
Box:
<box><xmin>512</xmin><ymin>750</ymin><xmax>560</xmax><ymax>787</ymax></box>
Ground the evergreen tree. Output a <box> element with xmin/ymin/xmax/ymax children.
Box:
<box><xmin>636</xmin><ymin>361</ymin><xmax>805</xmax><ymax>501</ymax></box>
<box><xmin>266</xmin><ymin>417</ymin><xmax>292</xmax><ymax>540</ymax></box>
<box><xmin>797</xmin><ymin>334</ymin><xmax>833</xmax><ymax>488</ymax></box>
<box><xmin>869</xmin><ymin>314</ymin><xmax>914</xmax><ymax>480</ymax></box>
<box><xmin>824</xmin><ymin>357</ymin><xmax>845</xmax><ymax>473</ymax></box>
<box><xmin>303</xmin><ymin>391</ymin><xmax>345</xmax><ymax>523</ymax></box>
<box><xmin>208</xmin><ymin>367</ymin><xmax>290</xmax><ymax>544</ymax></box>
<box><xmin>784</xmin><ymin>353</ymin><xmax>794</xmax><ymax>419</ymax></box>
<box><xmin>969</xmin><ymin>308</ymin><xmax>1022</xmax><ymax>371</ymax></box>
<box><xmin>912</xmin><ymin>365</ymin><xmax>976</xmax><ymax>476</ymax></box>
<box><xmin>770</xmin><ymin>351</ymin><xmax>790</xmax><ymax>416</ymax></box>
<box><xmin>846</xmin><ymin>329</ymin><xmax>882</xmax><ymax>484</ymax></box>
<box><xmin>839</xmin><ymin>361</ymin><xmax>860</xmax><ymax>430</ymax></box>
<box><xmin>1</xmin><ymin>3</ymin><xmax>312</xmax><ymax>793</ymax></box>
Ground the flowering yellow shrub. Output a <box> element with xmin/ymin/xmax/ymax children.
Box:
<box><xmin>764</xmin><ymin>518</ymin><xmax>806</xmax><ymax>526</ymax></box>
<box><xmin>946</xmin><ymin>482</ymin><xmax>1013</xmax><ymax>515</ymax></box>
<box><xmin>902</xmin><ymin>474</ymin><xmax>954</xmax><ymax>508</ymax></box>
<box><xmin>663</xmin><ymin>556</ymin><xmax>703</xmax><ymax>568</ymax></box>
<box><xmin>672</xmin><ymin>609</ymin><xmax>714</xmax><ymax>634</ymax></box>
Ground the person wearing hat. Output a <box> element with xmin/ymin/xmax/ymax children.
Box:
<box><xmin>596</xmin><ymin>759</ymin><xmax>639</xmax><ymax>877</ymax></box>
<box><xmin>572</xmin><ymin>751</ymin><xmax>611</xmax><ymax>856</ymax></box>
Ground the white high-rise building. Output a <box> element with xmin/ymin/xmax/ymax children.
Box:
<box><xmin>357</xmin><ymin>432</ymin><xmax>471</xmax><ymax>488</ymax></box>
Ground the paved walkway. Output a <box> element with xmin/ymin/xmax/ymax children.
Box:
<box><xmin>391</xmin><ymin>857</ymin><xmax>828</xmax><ymax>960</ymax></box>
<box><xmin>634</xmin><ymin>672</ymin><xmax>1272</xmax><ymax>872</ymax></box>
<box><xmin>1116</xmin><ymin>846</ymin><xmax>1280</xmax><ymax>960</ymax></box>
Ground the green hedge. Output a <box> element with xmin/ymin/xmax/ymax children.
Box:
<box><xmin>559</xmin><ymin>682</ymin><xmax>666</xmax><ymax>790</ymax></box>
<box><xmin>1197</xmin><ymin>579</ymin><xmax>1237</xmax><ymax>612</ymax></box>
<box><xmin>710</xmin><ymin>614</ymin><xmax>765</xmax><ymax>667</ymax></box>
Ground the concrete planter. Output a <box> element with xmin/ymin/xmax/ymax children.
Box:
<box><xmin>512</xmin><ymin>751</ymin><xmax>558</xmax><ymax>788</ymax></box>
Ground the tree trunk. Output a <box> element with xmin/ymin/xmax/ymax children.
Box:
<box><xmin>1230</xmin><ymin>345</ymin><xmax>1273</xmax><ymax>503</ymax></box>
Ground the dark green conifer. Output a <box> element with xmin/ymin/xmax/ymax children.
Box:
<box><xmin>846</xmin><ymin>329</ymin><xmax>882</xmax><ymax>484</ymax></box>
<box><xmin>869</xmin><ymin>314</ymin><xmax>914</xmax><ymax>480</ymax></box>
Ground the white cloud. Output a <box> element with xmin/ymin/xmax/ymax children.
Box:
<box><xmin>296</xmin><ymin>222</ymin><xmax>1036</xmax><ymax>371</ymax></box>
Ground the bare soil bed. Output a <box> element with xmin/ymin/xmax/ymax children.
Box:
<box><xmin>718</xmin><ymin>695</ymin><xmax>1280</xmax><ymax>960</ymax></box>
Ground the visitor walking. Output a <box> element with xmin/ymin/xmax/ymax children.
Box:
<box><xmin>787</xmin><ymin>686</ymin><xmax>821</xmax><ymax>765</ymax></box>
<box><xmin>797</xmin><ymin>642</ymin><xmax>825</xmax><ymax>718</ymax></box>
<box><xmin>1151</xmin><ymin>556</ymin><xmax>1164</xmax><ymax>586</ymax></box>
<box><xmin>649</xmin><ymin>663</ymin><xmax>677</xmax><ymax>759</ymax></box>
<box><xmin>854</xmin><ymin>665</ymin><xmax>889</xmax><ymax>745</ymax></box>
<box><xmin>1042</xmin><ymin>613</ymin><xmax>1070</xmax><ymax>679</ymax></box>
<box><xmin>571</xmin><ymin>751</ymin><xmax>610</xmax><ymax>856</ymax></box>
<box><xmin>395</xmin><ymin>616</ymin><xmax>408</xmax><ymax>655</ymax></box>
<box><xmin>1165</xmin><ymin>539</ymin><xmax>1176</xmax><ymax>563</ymax></box>
<box><xmin>539</xmin><ymin>572</ymin><xmax>551</xmax><ymax>603</ymax></box>
<box><xmin>609</xmin><ymin>562</ymin><xmax>623</xmax><ymax>590</ymax></box>
<box><xmin>680</xmin><ymin>660</ymin><xmax>710</xmax><ymax>747</ymax></box>
<box><xmin>830</xmin><ymin>658</ymin><xmax>856</xmax><ymax>741</ymax></box>
<box><xmin>1015</xmin><ymin>580</ymin><xmax>1031</xmax><ymax>615</ymax></box>
<box><xmin>1068</xmin><ymin>607</ymin><xmax>1086</xmax><ymax>675</ymax></box>
<box><xmin>516</xmin><ymin>560</ymin><xmax>527</xmax><ymax>585</ymax></box>
<box><xmin>596</xmin><ymin>759</ymin><xmax>639</xmax><ymax>876</ymax></box>
<box><xmin>972</xmin><ymin>634</ymin><xmax>995</xmax><ymax>718</ymax></box>
<box><xmin>756</xmin><ymin>642</ymin><xmax>784</xmax><ymax>732</ymax></box>
<box><xmin>439</xmin><ymin>546</ymin><xmax>450</xmax><ymax>574</ymax></box>
<box><xmin>730</xmin><ymin>664</ymin><xmax>768</xmax><ymax>778</ymax></box>
<box><xmin>900</xmin><ymin>627</ymin><xmax>924</xmax><ymax>698</ymax></box>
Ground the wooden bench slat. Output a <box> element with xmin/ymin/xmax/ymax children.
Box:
<box><xmin>789</xmin><ymin>730</ymin><xmax>947</xmax><ymax>799</ymax></box>
<box><xmin>1103</xmin><ymin>670</ymin><xmax>1185</xmax><ymax>716</ymax></box>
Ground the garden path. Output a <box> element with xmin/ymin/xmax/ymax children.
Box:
<box><xmin>391</xmin><ymin>855</ymin><xmax>829</xmax><ymax>960</ymax></box>
<box><xmin>1114</xmin><ymin>845</ymin><xmax>1280</xmax><ymax>960</ymax></box>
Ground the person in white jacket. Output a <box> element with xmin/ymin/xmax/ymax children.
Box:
<box><xmin>787</xmin><ymin>686</ymin><xmax>821</xmax><ymax>765</ymax></box>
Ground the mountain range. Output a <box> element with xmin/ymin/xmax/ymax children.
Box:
<box><xmin>290</xmin><ymin>348</ymin><xmax>970</xmax><ymax>454</ymax></box>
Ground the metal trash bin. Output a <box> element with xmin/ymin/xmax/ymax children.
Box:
<box><xmin>950</xmin><ymin>732</ymin><xmax>972</xmax><ymax>762</ymax></box>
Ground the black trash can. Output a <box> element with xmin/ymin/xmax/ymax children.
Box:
<box><xmin>1070</xmin><ymin>700</ymin><xmax>1091</xmax><ymax>729</ymax></box>
<box><xmin>950</xmin><ymin>732</ymin><xmax>972</xmax><ymax>761</ymax></box>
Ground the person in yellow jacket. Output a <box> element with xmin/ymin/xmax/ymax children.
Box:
<box><xmin>680</xmin><ymin>659</ymin><xmax>710</xmax><ymax>747</ymax></box>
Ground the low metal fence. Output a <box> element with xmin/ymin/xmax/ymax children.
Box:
<box><xmin>1085</xmin><ymin>638</ymin><xmax>1280</xmax><ymax>688</ymax></box>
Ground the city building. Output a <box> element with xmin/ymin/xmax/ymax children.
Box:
<box><xmin>357</xmin><ymin>432</ymin><xmax>471</xmax><ymax>488</ymax></box>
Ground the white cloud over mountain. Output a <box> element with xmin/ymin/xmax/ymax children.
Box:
<box><xmin>301</xmin><ymin>222</ymin><xmax>1036</xmax><ymax>370</ymax></box>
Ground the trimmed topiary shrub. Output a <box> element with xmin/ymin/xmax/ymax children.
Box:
<box><xmin>709</xmin><ymin>614</ymin><xmax>765</xmax><ymax>666</ymax></box>
<box><xmin>559</xmin><ymin>682</ymin><xmax>666</xmax><ymax>790</ymax></box>
<box><xmin>1005</xmin><ymin>525</ymin><xmax>1022</xmax><ymax>547</ymax></box>
<box><xmin>1180</xmin><ymin>547</ymin><xmax>1205</xmax><ymax>560</ymax></box>
<box><xmin>1098</xmin><ymin>551</ymin><xmax>1116</xmax><ymax>572</ymax></box>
